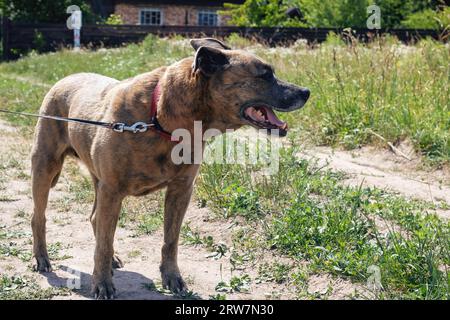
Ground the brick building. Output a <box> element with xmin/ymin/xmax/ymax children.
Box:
<box><xmin>113</xmin><ymin>0</ymin><xmax>245</xmax><ymax>26</ymax></box>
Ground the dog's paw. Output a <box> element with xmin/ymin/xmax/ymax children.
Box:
<box><xmin>33</xmin><ymin>255</ymin><xmax>52</xmax><ymax>272</ymax></box>
<box><xmin>91</xmin><ymin>278</ymin><xmax>116</xmax><ymax>300</ymax></box>
<box><xmin>161</xmin><ymin>272</ymin><xmax>187</xmax><ymax>293</ymax></box>
<box><xmin>112</xmin><ymin>254</ymin><xmax>124</xmax><ymax>269</ymax></box>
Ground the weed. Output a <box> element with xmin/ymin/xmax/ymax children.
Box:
<box><xmin>47</xmin><ymin>242</ymin><xmax>72</xmax><ymax>261</ymax></box>
<box><xmin>257</xmin><ymin>262</ymin><xmax>293</xmax><ymax>284</ymax></box>
<box><xmin>209</xmin><ymin>293</ymin><xmax>227</xmax><ymax>300</ymax></box>
<box><xmin>0</xmin><ymin>275</ymin><xmax>69</xmax><ymax>299</ymax></box>
<box><xmin>215</xmin><ymin>274</ymin><xmax>251</xmax><ymax>293</ymax></box>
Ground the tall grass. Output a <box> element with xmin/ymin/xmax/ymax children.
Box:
<box><xmin>255</xmin><ymin>35</ymin><xmax>449</xmax><ymax>164</ymax></box>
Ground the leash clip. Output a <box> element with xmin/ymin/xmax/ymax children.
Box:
<box><xmin>112</xmin><ymin>123</ymin><xmax>126</xmax><ymax>133</ymax></box>
<box><xmin>112</xmin><ymin>122</ymin><xmax>153</xmax><ymax>134</ymax></box>
<box><xmin>129</xmin><ymin>122</ymin><xmax>149</xmax><ymax>133</ymax></box>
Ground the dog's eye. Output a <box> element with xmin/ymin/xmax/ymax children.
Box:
<box><xmin>259</xmin><ymin>70</ymin><xmax>274</xmax><ymax>81</ymax></box>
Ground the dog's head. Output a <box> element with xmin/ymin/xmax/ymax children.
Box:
<box><xmin>190</xmin><ymin>38</ymin><xmax>310</xmax><ymax>137</ymax></box>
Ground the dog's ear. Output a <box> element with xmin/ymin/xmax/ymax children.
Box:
<box><xmin>190</xmin><ymin>38</ymin><xmax>231</xmax><ymax>51</ymax></box>
<box><xmin>193</xmin><ymin>46</ymin><xmax>229</xmax><ymax>77</ymax></box>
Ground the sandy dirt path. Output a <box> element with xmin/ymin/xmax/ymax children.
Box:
<box><xmin>299</xmin><ymin>143</ymin><xmax>450</xmax><ymax>220</ymax></box>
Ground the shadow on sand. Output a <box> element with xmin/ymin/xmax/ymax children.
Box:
<box><xmin>39</xmin><ymin>265</ymin><xmax>195</xmax><ymax>300</ymax></box>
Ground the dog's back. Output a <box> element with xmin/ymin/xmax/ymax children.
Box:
<box><xmin>32</xmin><ymin>73</ymin><xmax>118</xmax><ymax>170</ymax></box>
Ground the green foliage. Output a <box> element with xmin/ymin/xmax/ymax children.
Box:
<box><xmin>298</xmin><ymin>0</ymin><xmax>369</xmax><ymax>28</ymax></box>
<box><xmin>216</xmin><ymin>274</ymin><xmax>251</xmax><ymax>293</ymax></box>
<box><xmin>32</xmin><ymin>30</ymin><xmax>46</xmax><ymax>53</ymax></box>
<box><xmin>0</xmin><ymin>275</ymin><xmax>68</xmax><ymax>299</ymax></box>
<box><xmin>196</xmin><ymin>162</ymin><xmax>264</xmax><ymax>220</ymax></box>
<box><xmin>105</xmin><ymin>13</ymin><xmax>123</xmax><ymax>25</ymax></box>
<box><xmin>0</xmin><ymin>0</ymin><xmax>98</xmax><ymax>23</ymax></box>
<box><xmin>375</xmin><ymin>0</ymin><xmax>443</xmax><ymax>28</ymax></box>
<box><xmin>401</xmin><ymin>7</ymin><xmax>450</xmax><ymax>30</ymax></box>
<box><xmin>222</xmin><ymin>0</ymin><xmax>446</xmax><ymax>28</ymax></box>
<box><xmin>221</xmin><ymin>0</ymin><xmax>307</xmax><ymax>27</ymax></box>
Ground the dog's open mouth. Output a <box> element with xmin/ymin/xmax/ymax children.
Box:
<box><xmin>243</xmin><ymin>105</ymin><xmax>288</xmax><ymax>136</ymax></box>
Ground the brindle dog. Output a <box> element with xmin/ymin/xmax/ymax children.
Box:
<box><xmin>31</xmin><ymin>38</ymin><xmax>310</xmax><ymax>299</ymax></box>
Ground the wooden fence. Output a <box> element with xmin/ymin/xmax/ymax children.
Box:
<box><xmin>1</xmin><ymin>17</ymin><xmax>447</xmax><ymax>61</ymax></box>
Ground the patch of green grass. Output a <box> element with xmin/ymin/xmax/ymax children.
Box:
<box><xmin>257</xmin><ymin>262</ymin><xmax>293</xmax><ymax>284</ymax></box>
<box><xmin>0</xmin><ymin>229</ymin><xmax>31</xmax><ymax>240</ymax></box>
<box><xmin>199</xmin><ymin>148</ymin><xmax>450</xmax><ymax>299</ymax></box>
<box><xmin>197</xmin><ymin>163</ymin><xmax>264</xmax><ymax>220</ymax></box>
<box><xmin>65</xmin><ymin>175</ymin><xmax>94</xmax><ymax>204</ymax></box>
<box><xmin>181</xmin><ymin>223</ymin><xmax>204</xmax><ymax>246</ymax></box>
<box><xmin>0</xmin><ymin>275</ymin><xmax>69</xmax><ymax>299</ymax></box>
<box><xmin>181</xmin><ymin>223</ymin><xmax>214</xmax><ymax>249</ymax></box>
<box><xmin>0</xmin><ymin>242</ymin><xmax>32</xmax><ymax>261</ymax></box>
<box><xmin>0</xmin><ymin>75</ymin><xmax>48</xmax><ymax>127</ymax></box>
<box><xmin>119</xmin><ymin>192</ymin><xmax>164</xmax><ymax>236</ymax></box>
<box><xmin>136</xmin><ymin>213</ymin><xmax>163</xmax><ymax>236</ymax></box>
<box><xmin>0</xmin><ymin>155</ymin><xmax>24</xmax><ymax>171</ymax></box>
<box><xmin>14</xmin><ymin>209</ymin><xmax>28</xmax><ymax>219</ymax></box>
<box><xmin>181</xmin><ymin>223</ymin><xmax>228</xmax><ymax>260</ymax></box>
<box><xmin>209</xmin><ymin>293</ymin><xmax>227</xmax><ymax>300</ymax></box>
<box><xmin>127</xmin><ymin>250</ymin><xmax>141</xmax><ymax>258</ymax></box>
<box><xmin>15</xmin><ymin>170</ymin><xmax>30</xmax><ymax>180</ymax></box>
<box><xmin>142</xmin><ymin>281</ymin><xmax>201</xmax><ymax>299</ymax></box>
<box><xmin>0</xmin><ymin>195</ymin><xmax>15</xmax><ymax>202</ymax></box>
<box><xmin>53</xmin><ymin>168</ymin><xmax>94</xmax><ymax>212</ymax></box>
<box><xmin>47</xmin><ymin>242</ymin><xmax>72</xmax><ymax>261</ymax></box>
<box><xmin>0</xmin><ymin>35</ymin><xmax>190</xmax><ymax>89</ymax></box>
<box><xmin>215</xmin><ymin>274</ymin><xmax>251</xmax><ymax>293</ymax></box>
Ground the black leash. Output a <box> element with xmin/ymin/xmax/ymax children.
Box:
<box><xmin>0</xmin><ymin>108</ymin><xmax>114</xmax><ymax>129</ymax></box>
<box><xmin>0</xmin><ymin>109</ymin><xmax>161</xmax><ymax>134</ymax></box>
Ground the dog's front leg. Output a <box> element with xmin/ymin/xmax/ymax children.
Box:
<box><xmin>160</xmin><ymin>168</ymin><xmax>198</xmax><ymax>293</ymax></box>
<box><xmin>91</xmin><ymin>183</ymin><xmax>123</xmax><ymax>299</ymax></box>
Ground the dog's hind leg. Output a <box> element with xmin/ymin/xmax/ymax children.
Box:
<box><xmin>30</xmin><ymin>125</ymin><xmax>68</xmax><ymax>272</ymax></box>
<box><xmin>89</xmin><ymin>176</ymin><xmax>124</xmax><ymax>269</ymax></box>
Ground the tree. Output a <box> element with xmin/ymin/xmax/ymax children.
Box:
<box><xmin>221</xmin><ymin>0</ymin><xmax>446</xmax><ymax>28</ymax></box>
<box><xmin>222</xmin><ymin>0</ymin><xmax>308</xmax><ymax>27</ymax></box>
<box><xmin>401</xmin><ymin>6</ymin><xmax>450</xmax><ymax>30</ymax></box>
<box><xmin>297</xmin><ymin>0</ymin><xmax>369</xmax><ymax>28</ymax></box>
<box><xmin>375</xmin><ymin>0</ymin><xmax>444</xmax><ymax>28</ymax></box>
<box><xmin>0</xmin><ymin>0</ymin><xmax>98</xmax><ymax>23</ymax></box>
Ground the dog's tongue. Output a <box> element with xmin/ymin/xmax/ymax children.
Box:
<box><xmin>263</xmin><ymin>107</ymin><xmax>286</xmax><ymax>128</ymax></box>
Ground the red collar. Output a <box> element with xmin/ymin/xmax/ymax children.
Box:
<box><xmin>149</xmin><ymin>82</ymin><xmax>179</xmax><ymax>142</ymax></box>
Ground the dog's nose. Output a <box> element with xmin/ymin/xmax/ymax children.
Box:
<box><xmin>301</xmin><ymin>88</ymin><xmax>310</xmax><ymax>102</ymax></box>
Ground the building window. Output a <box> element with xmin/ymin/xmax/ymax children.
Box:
<box><xmin>140</xmin><ymin>9</ymin><xmax>162</xmax><ymax>25</ymax></box>
<box><xmin>198</xmin><ymin>10</ymin><xmax>218</xmax><ymax>26</ymax></box>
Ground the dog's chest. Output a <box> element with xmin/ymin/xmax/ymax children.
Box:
<box><xmin>124</xmin><ymin>157</ymin><xmax>187</xmax><ymax>196</ymax></box>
